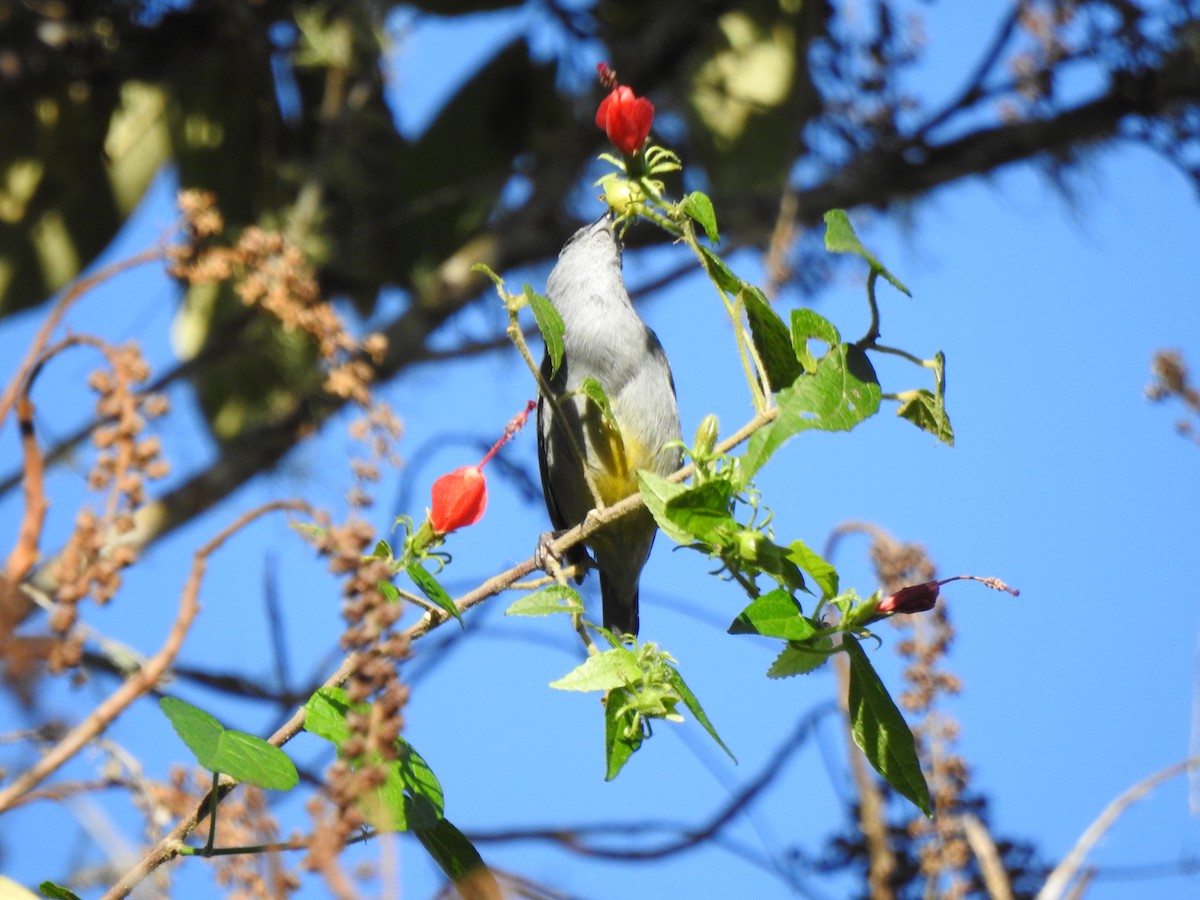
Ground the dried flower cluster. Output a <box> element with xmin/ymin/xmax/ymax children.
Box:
<box><xmin>147</xmin><ymin>767</ymin><xmax>299</xmax><ymax>898</ymax></box>
<box><xmin>51</xmin><ymin>339</ymin><xmax>169</xmax><ymax>671</ymax></box>
<box><xmin>306</xmin><ymin>518</ymin><xmax>411</xmax><ymax>863</ymax></box>
<box><xmin>869</xmin><ymin>535</ymin><xmax>975</xmax><ymax>897</ymax></box>
<box><xmin>170</xmin><ymin>190</ymin><xmax>388</xmax><ymax>410</ymax></box>
<box><xmin>346</xmin><ymin>401</ymin><xmax>404</xmax><ymax>510</ymax></box>
<box><xmin>1147</xmin><ymin>349</ymin><xmax>1200</xmax><ymax>444</ymax></box>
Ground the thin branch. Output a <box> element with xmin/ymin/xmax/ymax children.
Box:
<box><xmin>1038</xmin><ymin>755</ymin><xmax>1200</xmax><ymax>900</ymax></box>
<box><xmin>0</xmin><ymin>500</ymin><xmax>313</xmax><ymax>814</ymax></box>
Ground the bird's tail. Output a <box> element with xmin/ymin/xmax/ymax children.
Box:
<box><xmin>600</xmin><ymin>569</ymin><xmax>639</xmax><ymax>638</ymax></box>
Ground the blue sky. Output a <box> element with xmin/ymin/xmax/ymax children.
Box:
<box><xmin>2</xmin><ymin>4</ymin><xmax>1199</xmax><ymax>898</ymax></box>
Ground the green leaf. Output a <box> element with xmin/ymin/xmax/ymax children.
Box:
<box><xmin>822</xmin><ymin>210</ymin><xmax>911</xmax><ymax>297</ymax></box>
<box><xmin>604</xmin><ymin>686</ymin><xmax>643</xmax><ymax>780</ymax></box>
<box><xmin>787</xmin><ymin>540</ymin><xmax>839</xmax><ymax>600</ymax></box>
<box><xmin>728</xmin><ymin>590</ymin><xmax>816</xmax><ymax>640</ymax></box>
<box><xmin>744</xmin><ymin>343</ymin><xmax>881</xmax><ymax>476</ymax></box>
<box><xmin>697</xmin><ymin>246</ymin><xmax>743</xmax><ymax>294</ymax></box>
<box><xmin>304</xmin><ymin>688</ymin><xmax>445</xmax><ymax>830</ymax></box>
<box><xmin>372</xmin><ymin>539</ymin><xmax>393</xmax><ymax>560</ymax></box>
<box><xmin>406</xmin><ymin>563</ymin><xmax>463</xmax><ymax>626</ymax></box>
<box><xmin>506</xmin><ymin>584</ymin><xmax>585</xmax><ymax>617</ymax></box>
<box><xmin>413</xmin><ymin>816</ymin><xmax>499</xmax><ymax>896</ymax></box>
<box><xmin>663</xmin><ymin>480</ymin><xmax>737</xmax><ymax>543</ymax></box>
<box><xmin>304</xmin><ymin>687</ymin><xmax>354</xmax><ymax>746</ymax></box>
<box><xmin>378</xmin><ymin>580</ymin><xmax>401</xmax><ymax>603</ymax></box>
<box><xmin>526</xmin><ymin>285</ymin><xmax>565</xmax><ymax>376</ymax></box>
<box><xmin>578</xmin><ymin>377</ymin><xmax>616</xmax><ymax>423</ymax></box>
<box><xmin>159</xmin><ymin>697</ymin><xmax>298</xmax><ymax>791</ymax></box>
<box><xmin>637</xmin><ymin>471</ymin><xmax>694</xmax><ymax>544</ymax></box>
<box><xmin>790</xmin><ymin>308</ymin><xmax>841</xmax><ymax>374</ymax></box>
<box><xmin>844</xmin><ymin>635</ymin><xmax>932</xmax><ymax>816</ymax></box>
<box><xmin>396</xmin><ymin>737</ymin><xmax>445</xmax><ymax>820</ymax></box>
<box><xmin>667</xmin><ymin>666</ymin><xmax>736</xmax><ymax>762</ymax></box>
<box><xmin>766</xmin><ymin>636</ymin><xmax>835</xmax><ymax>677</ymax></box>
<box><xmin>896</xmin><ymin>389</ymin><xmax>955</xmax><ymax>445</ymax></box>
<box><xmin>682</xmin><ymin>191</ymin><xmax>719</xmax><ymax>242</ymax></box>
<box><xmin>743</xmin><ymin>287</ymin><xmax>804</xmax><ymax>390</ymax></box>
<box><xmin>549</xmin><ymin>647</ymin><xmax>641</xmax><ymax>692</ymax></box>
<box><xmin>736</xmin><ymin>534</ymin><xmax>806</xmax><ymax>594</ymax></box>
<box><xmin>39</xmin><ymin>883</ymin><xmax>81</xmax><ymax>900</ymax></box>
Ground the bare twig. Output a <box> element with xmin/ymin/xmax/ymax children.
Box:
<box><xmin>0</xmin><ymin>500</ymin><xmax>313</xmax><ymax>814</ymax></box>
<box><xmin>1038</xmin><ymin>756</ymin><xmax>1200</xmax><ymax>900</ymax></box>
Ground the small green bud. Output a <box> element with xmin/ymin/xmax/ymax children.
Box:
<box><xmin>693</xmin><ymin>414</ymin><xmax>719</xmax><ymax>457</ymax></box>
<box><xmin>735</xmin><ymin>529</ymin><xmax>764</xmax><ymax>564</ymax></box>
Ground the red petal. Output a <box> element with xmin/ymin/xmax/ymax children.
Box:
<box><xmin>430</xmin><ymin>466</ymin><xmax>488</xmax><ymax>533</ymax></box>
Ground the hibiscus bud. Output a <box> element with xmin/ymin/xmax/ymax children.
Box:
<box><xmin>693</xmin><ymin>414</ymin><xmax>719</xmax><ymax>457</ymax></box>
<box><xmin>595</xmin><ymin>85</ymin><xmax>654</xmax><ymax>156</ymax></box>
<box><xmin>876</xmin><ymin>581</ymin><xmax>940</xmax><ymax>615</ymax></box>
<box><xmin>429</xmin><ymin>466</ymin><xmax>487</xmax><ymax>534</ymax></box>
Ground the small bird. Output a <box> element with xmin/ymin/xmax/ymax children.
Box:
<box><xmin>537</xmin><ymin>214</ymin><xmax>682</xmax><ymax>637</ymax></box>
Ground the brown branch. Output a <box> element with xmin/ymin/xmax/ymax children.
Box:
<box><xmin>103</xmin><ymin>406</ymin><xmax>780</xmax><ymax>897</ymax></box>
<box><xmin>0</xmin><ymin>247</ymin><xmax>166</xmax><ymax>430</ymax></box>
<box><xmin>0</xmin><ymin>500</ymin><xmax>313</xmax><ymax>814</ymax></box>
<box><xmin>6</xmin><ymin>393</ymin><xmax>46</xmax><ymax>585</ymax></box>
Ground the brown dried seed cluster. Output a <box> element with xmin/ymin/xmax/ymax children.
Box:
<box><xmin>869</xmin><ymin>534</ymin><xmax>978</xmax><ymax>892</ymax></box>
<box><xmin>50</xmin><ymin>342</ymin><xmax>169</xmax><ymax>671</ymax></box>
<box><xmin>345</xmin><ymin>401</ymin><xmax>403</xmax><ymax>510</ymax></box>
<box><xmin>169</xmin><ymin>190</ymin><xmax>389</xmax><ymax>410</ymax></box>
<box><xmin>147</xmin><ymin>768</ymin><xmax>299</xmax><ymax>898</ymax></box>
<box><xmin>305</xmin><ymin>518</ymin><xmax>412</xmax><ymax>856</ymax></box>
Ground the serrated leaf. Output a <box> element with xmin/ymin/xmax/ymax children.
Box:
<box><xmin>822</xmin><ymin>210</ymin><xmax>911</xmax><ymax>297</ymax></box>
<box><xmin>159</xmin><ymin>697</ymin><xmax>298</xmax><ymax>791</ymax></box>
<box><xmin>896</xmin><ymin>389</ymin><xmax>955</xmax><ymax>445</ymax></box>
<box><xmin>663</xmin><ymin>480</ymin><xmax>736</xmax><ymax>543</ymax></box>
<box><xmin>682</xmin><ymin>191</ymin><xmax>719</xmax><ymax>242</ymax></box>
<box><xmin>787</xmin><ymin>540</ymin><xmax>839</xmax><ymax>600</ymax></box>
<box><xmin>604</xmin><ymin>686</ymin><xmax>642</xmax><ymax>780</ymax></box>
<box><xmin>526</xmin><ymin>285</ymin><xmax>565</xmax><ymax>376</ymax></box>
<box><xmin>549</xmin><ymin>647</ymin><xmax>641</xmax><ymax>692</ymax></box>
<box><xmin>766</xmin><ymin>636</ymin><xmax>835</xmax><ymax>677</ymax></box>
<box><xmin>505</xmin><ymin>585</ymin><xmax>585</xmax><ymax>617</ymax></box>
<box><xmin>637</xmin><ymin>470</ymin><xmax>693</xmax><ymax>544</ymax></box>
<box><xmin>844</xmin><ymin>635</ymin><xmax>932</xmax><ymax>816</ymax></box>
<box><xmin>406</xmin><ymin>563</ymin><xmax>463</xmax><ymax>627</ymax></box>
<box><xmin>728</xmin><ymin>590</ymin><xmax>816</xmax><ymax>640</ymax></box>
<box><xmin>744</xmin><ymin>343</ymin><xmax>880</xmax><ymax>476</ymax></box>
<box><xmin>697</xmin><ymin>246</ymin><xmax>743</xmax><ymax>294</ymax></box>
<box><xmin>743</xmin><ymin>287</ymin><xmax>803</xmax><ymax>390</ymax></box>
<box><xmin>412</xmin><ymin>816</ymin><xmax>499</xmax><ymax>898</ymax></box>
<box><xmin>667</xmin><ymin>666</ymin><xmax>736</xmax><ymax>762</ymax></box>
<box><xmin>790</xmin><ymin>308</ymin><xmax>841</xmax><ymax>374</ymax></box>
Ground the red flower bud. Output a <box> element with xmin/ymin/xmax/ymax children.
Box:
<box><xmin>596</xmin><ymin>85</ymin><xmax>654</xmax><ymax>156</ymax></box>
<box><xmin>429</xmin><ymin>466</ymin><xmax>487</xmax><ymax>534</ymax></box>
<box><xmin>876</xmin><ymin>581</ymin><xmax>940</xmax><ymax>615</ymax></box>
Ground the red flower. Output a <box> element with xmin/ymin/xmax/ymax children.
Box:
<box><xmin>876</xmin><ymin>581</ymin><xmax>940</xmax><ymax>615</ymax></box>
<box><xmin>430</xmin><ymin>466</ymin><xmax>487</xmax><ymax>534</ymax></box>
<box><xmin>596</xmin><ymin>85</ymin><xmax>654</xmax><ymax>156</ymax></box>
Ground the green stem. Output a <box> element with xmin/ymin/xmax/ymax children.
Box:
<box><xmin>871</xmin><ymin>344</ymin><xmax>931</xmax><ymax>368</ymax></box>
<box><xmin>675</xmin><ymin>217</ymin><xmax>768</xmax><ymax>411</ymax></box>
<box><xmin>858</xmin><ymin>269</ymin><xmax>882</xmax><ymax>347</ymax></box>
<box><xmin>203</xmin><ymin>770</ymin><xmax>220</xmax><ymax>857</ymax></box>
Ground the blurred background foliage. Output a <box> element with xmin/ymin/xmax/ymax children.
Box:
<box><xmin>3</xmin><ymin>0</ymin><xmax>1198</xmax><ymax>445</ymax></box>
